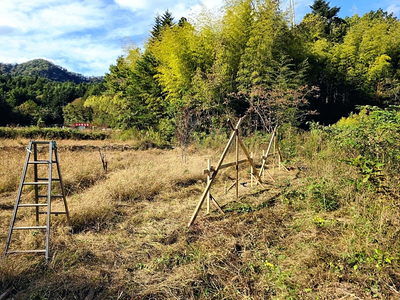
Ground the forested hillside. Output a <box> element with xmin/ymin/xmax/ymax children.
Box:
<box><xmin>0</xmin><ymin>75</ymin><xmax>104</xmax><ymax>126</ymax></box>
<box><xmin>0</xmin><ymin>59</ymin><xmax>101</xmax><ymax>84</ymax></box>
<box><xmin>0</xmin><ymin>59</ymin><xmax>104</xmax><ymax>127</ymax></box>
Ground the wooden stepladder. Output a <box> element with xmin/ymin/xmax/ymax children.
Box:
<box><xmin>188</xmin><ymin>117</ymin><xmax>264</xmax><ymax>227</ymax></box>
<box><xmin>3</xmin><ymin>141</ymin><xmax>71</xmax><ymax>262</ymax></box>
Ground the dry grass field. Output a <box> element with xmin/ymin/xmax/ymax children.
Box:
<box><xmin>1</xmin><ymin>134</ymin><xmax>400</xmax><ymax>299</ymax></box>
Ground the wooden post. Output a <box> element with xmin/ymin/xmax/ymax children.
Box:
<box><xmin>276</xmin><ymin>128</ymin><xmax>280</xmax><ymax>171</ymax></box>
<box><xmin>235</xmin><ymin>129</ymin><xmax>239</xmax><ymax>200</ymax></box>
<box><xmin>273</xmin><ymin>133</ymin><xmax>276</xmax><ymax>173</ymax></box>
<box><xmin>259</xmin><ymin>126</ymin><xmax>277</xmax><ymax>178</ymax></box>
<box><xmin>224</xmin><ymin>181</ymin><xmax>227</xmax><ymax>194</ymax></box>
<box><xmin>277</xmin><ymin>143</ymin><xmax>289</xmax><ymax>171</ymax></box>
<box><xmin>207</xmin><ymin>161</ymin><xmax>211</xmax><ymax>213</ymax></box>
<box><xmin>210</xmin><ymin>194</ymin><xmax>225</xmax><ymax>215</ymax></box>
<box><xmin>262</xmin><ymin>150</ymin><xmax>265</xmax><ymax>181</ymax></box>
<box><xmin>251</xmin><ymin>152</ymin><xmax>253</xmax><ymax>187</ymax></box>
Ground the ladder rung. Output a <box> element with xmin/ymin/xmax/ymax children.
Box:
<box><xmin>7</xmin><ymin>250</ymin><xmax>46</xmax><ymax>254</ymax></box>
<box><xmin>28</xmin><ymin>161</ymin><xmax>50</xmax><ymax>164</ymax></box>
<box><xmin>32</xmin><ymin>141</ymin><xmax>51</xmax><ymax>145</ymax></box>
<box><xmin>18</xmin><ymin>204</ymin><xmax>47</xmax><ymax>207</ymax></box>
<box><xmin>37</xmin><ymin>178</ymin><xmax>60</xmax><ymax>181</ymax></box>
<box><xmin>38</xmin><ymin>195</ymin><xmax>63</xmax><ymax>198</ymax></box>
<box><xmin>38</xmin><ymin>211</ymin><xmax>67</xmax><ymax>215</ymax></box>
<box><xmin>13</xmin><ymin>226</ymin><xmax>47</xmax><ymax>230</ymax></box>
<box><xmin>23</xmin><ymin>182</ymin><xmax>49</xmax><ymax>185</ymax></box>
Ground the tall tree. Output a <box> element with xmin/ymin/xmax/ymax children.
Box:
<box><xmin>150</xmin><ymin>10</ymin><xmax>175</xmax><ymax>40</ymax></box>
<box><xmin>309</xmin><ymin>0</ymin><xmax>346</xmax><ymax>40</ymax></box>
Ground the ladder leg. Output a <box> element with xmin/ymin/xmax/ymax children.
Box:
<box><xmin>45</xmin><ymin>142</ymin><xmax>53</xmax><ymax>262</ymax></box>
<box><xmin>54</xmin><ymin>147</ymin><xmax>71</xmax><ymax>226</ymax></box>
<box><xmin>33</xmin><ymin>143</ymin><xmax>39</xmax><ymax>224</ymax></box>
<box><xmin>3</xmin><ymin>141</ymin><xmax>33</xmax><ymax>260</ymax></box>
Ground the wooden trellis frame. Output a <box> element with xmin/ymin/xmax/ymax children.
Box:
<box><xmin>188</xmin><ymin>117</ymin><xmax>264</xmax><ymax>227</ymax></box>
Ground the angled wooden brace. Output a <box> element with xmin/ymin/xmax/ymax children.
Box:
<box><xmin>188</xmin><ymin>118</ymin><xmax>243</xmax><ymax>227</ymax></box>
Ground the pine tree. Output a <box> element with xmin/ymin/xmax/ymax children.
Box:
<box><xmin>309</xmin><ymin>0</ymin><xmax>344</xmax><ymax>37</ymax></box>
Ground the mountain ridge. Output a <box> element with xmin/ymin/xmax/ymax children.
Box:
<box><xmin>0</xmin><ymin>59</ymin><xmax>102</xmax><ymax>83</ymax></box>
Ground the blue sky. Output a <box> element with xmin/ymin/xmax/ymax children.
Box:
<box><xmin>0</xmin><ymin>0</ymin><xmax>399</xmax><ymax>77</ymax></box>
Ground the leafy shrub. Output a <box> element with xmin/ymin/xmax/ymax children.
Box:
<box><xmin>310</xmin><ymin>106</ymin><xmax>400</xmax><ymax>171</ymax></box>
<box><xmin>332</xmin><ymin>106</ymin><xmax>400</xmax><ymax>163</ymax></box>
<box><xmin>342</xmin><ymin>155</ymin><xmax>384</xmax><ymax>191</ymax></box>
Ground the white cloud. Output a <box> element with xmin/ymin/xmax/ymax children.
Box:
<box><xmin>0</xmin><ymin>0</ymin><xmax>229</xmax><ymax>76</ymax></box>
<box><xmin>113</xmin><ymin>0</ymin><xmax>224</xmax><ymax>19</ymax></box>
<box><xmin>114</xmin><ymin>0</ymin><xmax>147</xmax><ymax>10</ymax></box>
<box><xmin>0</xmin><ymin>0</ymin><xmax>126</xmax><ymax>75</ymax></box>
<box><xmin>387</xmin><ymin>4</ymin><xmax>400</xmax><ymax>17</ymax></box>
<box><xmin>0</xmin><ymin>0</ymin><xmax>108</xmax><ymax>35</ymax></box>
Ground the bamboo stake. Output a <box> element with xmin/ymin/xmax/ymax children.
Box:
<box><xmin>262</xmin><ymin>150</ymin><xmax>265</xmax><ymax>181</ymax></box>
<box><xmin>210</xmin><ymin>194</ymin><xmax>225</xmax><ymax>215</ymax></box>
<box><xmin>276</xmin><ymin>128</ymin><xmax>280</xmax><ymax>171</ymax></box>
<box><xmin>188</xmin><ymin>118</ymin><xmax>243</xmax><ymax>227</ymax></box>
<box><xmin>227</xmin><ymin>179</ymin><xmax>240</xmax><ymax>193</ymax></box>
<box><xmin>274</xmin><ymin>135</ymin><xmax>289</xmax><ymax>172</ymax></box>
<box><xmin>251</xmin><ymin>152</ymin><xmax>253</xmax><ymax>187</ymax></box>
<box><xmin>224</xmin><ymin>181</ymin><xmax>227</xmax><ymax>194</ymax></box>
<box><xmin>273</xmin><ymin>133</ymin><xmax>276</xmax><ymax>173</ymax></box>
<box><xmin>207</xmin><ymin>159</ymin><xmax>210</xmax><ymax>214</ymax></box>
<box><xmin>235</xmin><ymin>129</ymin><xmax>239</xmax><ymax>200</ymax></box>
<box><xmin>259</xmin><ymin>125</ymin><xmax>277</xmax><ymax>178</ymax></box>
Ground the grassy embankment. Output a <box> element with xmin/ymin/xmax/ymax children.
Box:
<box><xmin>1</xmin><ymin>113</ymin><xmax>400</xmax><ymax>299</ymax></box>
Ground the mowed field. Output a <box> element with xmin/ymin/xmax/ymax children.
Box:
<box><xmin>1</xmin><ymin>136</ymin><xmax>400</xmax><ymax>299</ymax></box>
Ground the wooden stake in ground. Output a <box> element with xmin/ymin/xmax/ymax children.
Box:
<box><xmin>259</xmin><ymin>126</ymin><xmax>277</xmax><ymax>179</ymax></box>
<box><xmin>207</xmin><ymin>159</ymin><xmax>210</xmax><ymax>214</ymax></box>
<box><xmin>251</xmin><ymin>152</ymin><xmax>253</xmax><ymax>188</ymax></box>
<box><xmin>235</xmin><ymin>128</ymin><xmax>239</xmax><ymax>200</ymax></box>
<box><xmin>258</xmin><ymin>126</ymin><xmax>288</xmax><ymax>177</ymax></box>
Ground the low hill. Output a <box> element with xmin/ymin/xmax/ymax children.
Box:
<box><xmin>0</xmin><ymin>59</ymin><xmax>101</xmax><ymax>83</ymax></box>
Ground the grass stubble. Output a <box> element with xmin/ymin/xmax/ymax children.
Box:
<box><xmin>0</xmin><ymin>134</ymin><xmax>400</xmax><ymax>299</ymax></box>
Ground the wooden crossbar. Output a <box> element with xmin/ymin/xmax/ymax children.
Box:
<box><xmin>203</xmin><ymin>158</ymin><xmax>252</xmax><ymax>175</ymax></box>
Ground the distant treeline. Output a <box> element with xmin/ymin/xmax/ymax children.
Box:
<box><xmin>0</xmin><ymin>73</ymin><xmax>104</xmax><ymax>126</ymax></box>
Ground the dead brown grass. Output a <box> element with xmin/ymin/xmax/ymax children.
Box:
<box><xmin>1</xmin><ymin>135</ymin><xmax>400</xmax><ymax>299</ymax></box>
